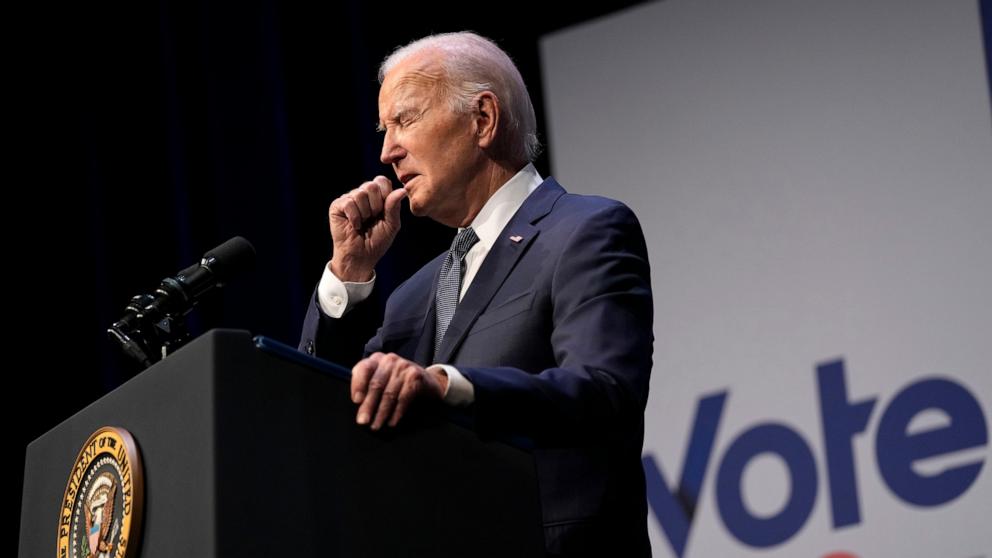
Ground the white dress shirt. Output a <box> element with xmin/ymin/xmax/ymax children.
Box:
<box><xmin>317</xmin><ymin>163</ymin><xmax>544</xmax><ymax>405</ymax></box>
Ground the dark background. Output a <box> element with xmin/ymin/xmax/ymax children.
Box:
<box><xmin>16</xmin><ymin>0</ymin><xmax>645</xmax><ymax>540</ymax></box>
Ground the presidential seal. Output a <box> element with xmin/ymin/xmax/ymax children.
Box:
<box><xmin>57</xmin><ymin>427</ymin><xmax>144</xmax><ymax>558</ymax></box>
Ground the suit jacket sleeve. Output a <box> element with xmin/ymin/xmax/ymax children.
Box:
<box><xmin>298</xmin><ymin>287</ymin><xmax>386</xmax><ymax>367</ymax></box>
<box><xmin>459</xmin><ymin>202</ymin><xmax>653</xmax><ymax>442</ymax></box>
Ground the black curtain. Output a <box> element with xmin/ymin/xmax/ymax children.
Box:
<box><xmin>16</xmin><ymin>0</ymin><xmax>645</xmax><ymax>540</ymax></box>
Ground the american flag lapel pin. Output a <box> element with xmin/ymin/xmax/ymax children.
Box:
<box><xmin>509</xmin><ymin>235</ymin><xmax>524</xmax><ymax>243</ymax></box>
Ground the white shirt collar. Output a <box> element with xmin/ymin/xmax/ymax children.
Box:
<box><xmin>466</xmin><ymin>163</ymin><xmax>543</xmax><ymax>250</ymax></box>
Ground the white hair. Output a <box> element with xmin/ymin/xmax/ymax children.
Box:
<box><xmin>379</xmin><ymin>32</ymin><xmax>541</xmax><ymax>164</ymax></box>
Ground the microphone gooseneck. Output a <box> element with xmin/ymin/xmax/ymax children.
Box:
<box><xmin>108</xmin><ymin>236</ymin><xmax>255</xmax><ymax>369</ymax></box>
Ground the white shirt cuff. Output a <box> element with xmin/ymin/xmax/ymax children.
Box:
<box><xmin>316</xmin><ymin>264</ymin><xmax>375</xmax><ymax>318</ymax></box>
<box><xmin>428</xmin><ymin>364</ymin><xmax>475</xmax><ymax>406</ymax></box>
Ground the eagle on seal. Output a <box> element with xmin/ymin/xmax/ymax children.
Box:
<box><xmin>84</xmin><ymin>479</ymin><xmax>117</xmax><ymax>557</ymax></box>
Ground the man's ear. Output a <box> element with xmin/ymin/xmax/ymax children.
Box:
<box><xmin>474</xmin><ymin>91</ymin><xmax>500</xmax><ymax>150</ymax></box>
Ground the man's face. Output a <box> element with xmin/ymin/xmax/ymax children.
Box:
<box><xmin>378</xmin><ymin>54</ymin><xmax>482</xmax><ymax>226</ymax></box>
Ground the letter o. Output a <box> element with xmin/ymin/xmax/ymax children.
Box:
<box><xmin>716</xmin><ymin>423</ymin><xmax>818</xmax><ymax>547</ymax></box>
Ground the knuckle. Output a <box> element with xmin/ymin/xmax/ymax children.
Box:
<box><xmin>407</xmin><ymin>373</ymin><xmax>423</xmax><ymax>389</ymax></box>
<box><xmin>368</xmin><ymin>378</ymin><xmax>388</xmax><ymax>390</ymax></box>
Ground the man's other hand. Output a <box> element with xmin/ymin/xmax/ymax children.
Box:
<box><xmin>350</xmin><ymin>352</ymin><xmax>448</xmax><ymax>430</ymax></box>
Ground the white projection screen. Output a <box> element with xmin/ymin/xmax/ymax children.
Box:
<box><xmin>541</xmin><ymin>1</ymin><xmax>991</xmax><ymax>556</ymax></box>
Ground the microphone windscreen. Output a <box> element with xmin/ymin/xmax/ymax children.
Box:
<box><xmin>202</xmin><ymin>236</ymin><xmax>256</xmax><ymax>280</ymax></box>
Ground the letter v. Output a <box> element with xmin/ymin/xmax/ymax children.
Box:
<box><xmin>643</xmin><ymin>392</ymin><xmax>727</xmax><ymax>557</ymax></box>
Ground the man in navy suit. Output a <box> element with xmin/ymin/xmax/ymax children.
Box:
<box><xmin>299</xmin><ymin>32</ymin><xmax>653</xmax><ymax>556</ymax></box>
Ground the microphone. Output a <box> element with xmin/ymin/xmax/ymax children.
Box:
<box><xmin>108</xmin><ymin>236</ymin><xmax>256</xmax><ymax>368</ymax></box>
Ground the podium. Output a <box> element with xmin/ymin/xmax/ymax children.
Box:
<box><xmin>19</xmin><ymin>329</ymin><xmax>544</xmax><ymax>557</ymax></box>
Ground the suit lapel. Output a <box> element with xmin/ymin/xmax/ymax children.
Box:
<box><xmin>434</xmin><ymin>178</ymin><xmax>565</xmax><ymax>363</ymax></box>
<box><xmin>412</xmin><ymin>258</ymin><xmax>444</xmax><ymax>366</ymax></box>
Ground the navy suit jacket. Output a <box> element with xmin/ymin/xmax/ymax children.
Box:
<box><xmin>300</xmin><ymin>178</ymin><xmax>653</xmax><ymax>556</ymax></box>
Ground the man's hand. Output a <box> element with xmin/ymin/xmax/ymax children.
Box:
<box><xmin>351</xmin><ymin>353</ymin><xmax>448</xmax><ymax>430</ymax></box>
<box><xmin>328</xmin><ymin>176</ymin><xmax>407</xmax><ymax>282</ymax></box>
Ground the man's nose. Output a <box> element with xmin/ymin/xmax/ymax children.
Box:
<box><xmin>380</xmin><ymin>130</ymin><xmax>405</xmax><ymax>165</ymax></box>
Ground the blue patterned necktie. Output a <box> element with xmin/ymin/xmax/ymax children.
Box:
<box><xmin>434</xmin><ymin>227</ymin><xmax>480</xmax><ymax>359</ymax></box>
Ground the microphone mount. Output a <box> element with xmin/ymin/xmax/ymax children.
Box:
<box><xmin>108</xmin><ymin>237</ymin><xmax>255</xmax><ymax>369</ymax></box>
